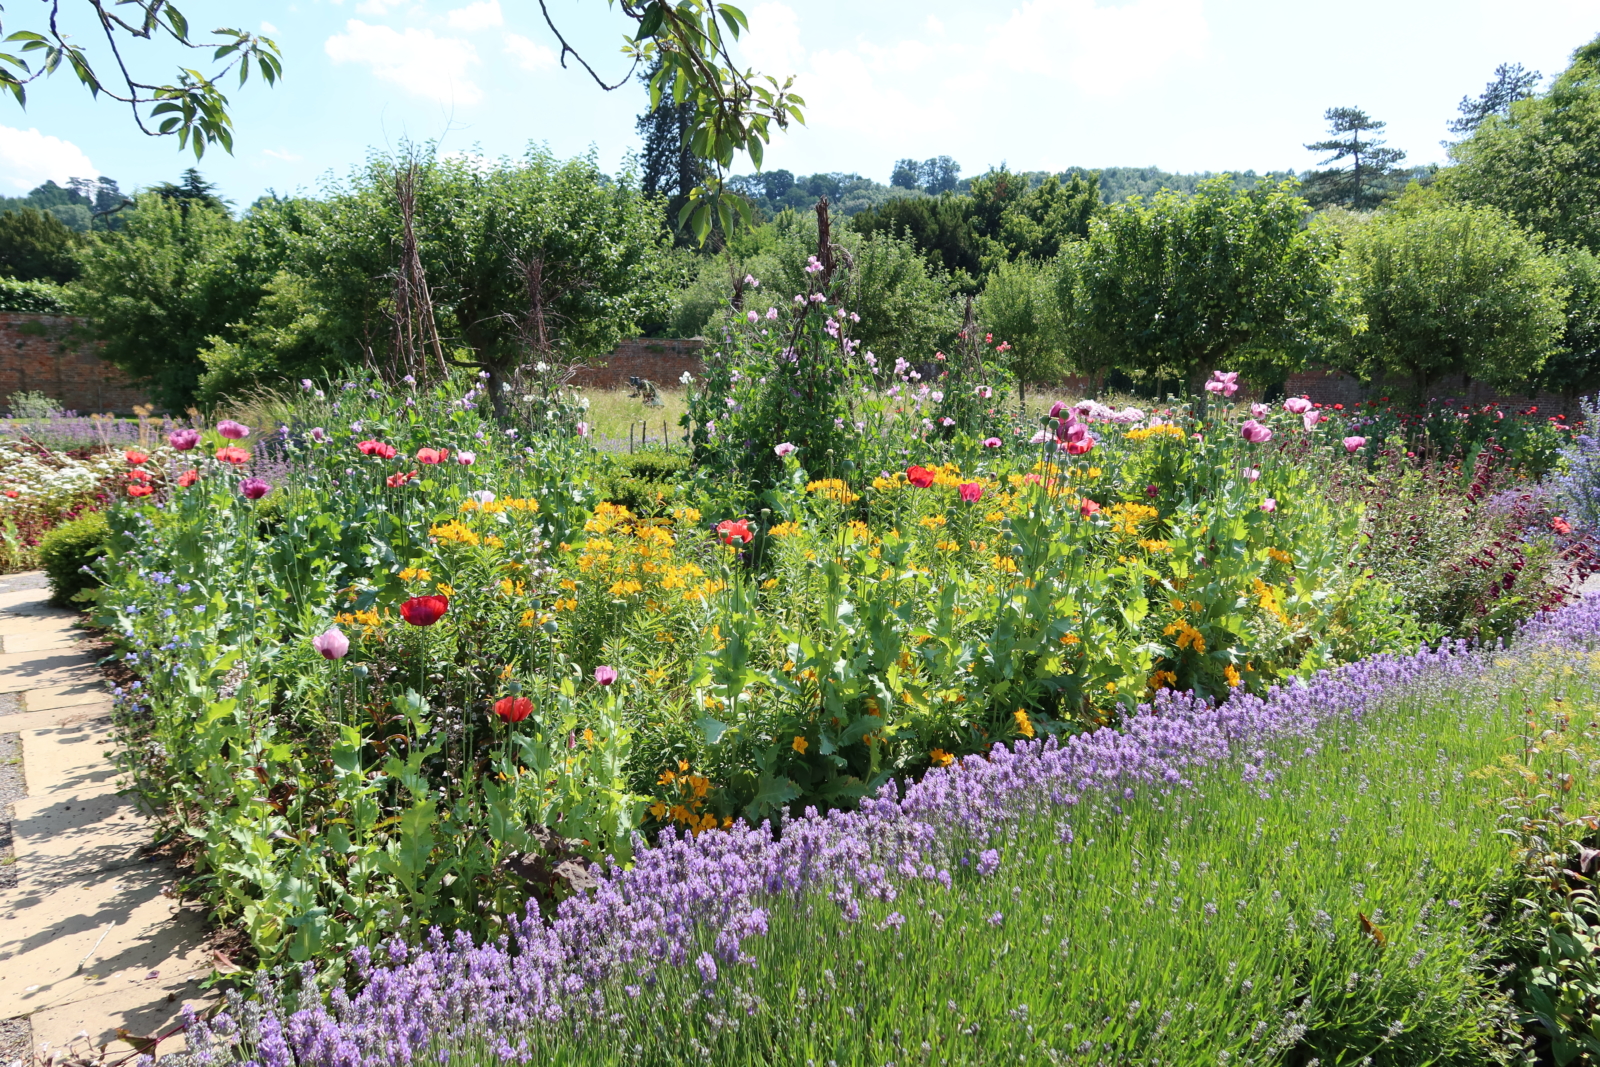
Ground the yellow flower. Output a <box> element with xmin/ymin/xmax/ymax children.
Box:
<box><xmin>918</xmin><ymin>514</ymin><xmax>948</xmax><ymax>528</ymax></box>
<box><xmin>429</xmin><ymin>520</ymin><xmax>480</xmax><ymax>546</ymax></box>
<box><xmin>649</xmin><ymin>801</ymin><xmax>667</xmax><ymax>819</ymax></box>
<box><xmin>1059</xmin><ymin>633</ymin><xmax>1081</xmax><ymax>645</ymax></box>
<box><xmin>582</xmin><ymin>728</ymin><xmax>595</xmax><ymax>746</ymax></box>
<box><xmin>768</xmin><ymin>522</ymin><xmax>801</xmax><ymax>538</ymax></box>
<box><xmin>1137</xmin><ymin>539</ymin><xmax>1171</xmax><ymax>553</ymax></box>
<box><xmin>1267</xmin><ymin>547</ymin><xmax>1293</xmax><ymax>565</ymax></box>
<box><xmin>1148</xmin><ymin>669</ymin><xmax>1178</xmax><ymax>691</ymax></box>
<box><xmin>671</xmin><ymin>506</ymin><xmax>703</xmax><ymax>525</ymax></box>
<box><xmin>930</xmin><ymin>748</ymin><xmax>954</xmax><ymax>767</ymax></box>
<box><xmin>1013</xmin><ymin>709</ymin><xmax>1035</xmax><ymax>738</ymax></box>
<box><xmin>1126</xmin><ymin>424</ymin><xmax>1188</xmax><ymax>442</ymax></box>
<box><xmin>1224</xmin><ymin>664</ymin><xmax>1242</xmax><ymax>688</ymax></box>
<box><xmin>399</xmin><ymin>567</ymin><xmax>433</xmax><ymax>583</ymax></box>
<box><xmin>762</xmin><ymin>578</ymin><xmax>779</xmax><ymax>590</ymax></box>
<box><xmin>792</xmin><ymin>735</ymin><xmax>809</xmax><ymax>754</ymax></box>
<box><xmin>436</xmin><ymin>583</ymin><xmax>455</xmax><ymax>597</ymax></box>
<box><xmin>805</xmin><ymin>478</ymin><xmax>860</xmax><ymax>504</ymax></box>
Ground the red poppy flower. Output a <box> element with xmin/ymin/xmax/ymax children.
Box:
<box><xmin>358</xmin><ymin>439</ymin><xmax>398</xmax><ymax>459</ymax></box>
<box><xmin>1079</xmin><ymin>498</ymin><xmax>1101</xmax><ymax>517</ymax></box>
<box><xmin>124</xmin><ymin>449</ymin><xmax>149</xmax><ymax>465</ymax></box>
<box><xmin>400</xmin><ymin>595</ymin><xmax>449</xmax><ymax>627</ymax></box>
<box><xmin>126</xmin><ymin>469</ymin><xmax>153</xmax><ymax>483</ymax></box>
<box><xmin>3</xmin><ymin>489</ymin><xmax>16</xmax><ymax>498</ymax></box>
<box><xmin>127</xmin><ymin>485</ymin><xmax>155</xmax><ymax>498</ymax></box>
<box><xmin>416</xmin><ymin>448</ymin><xmax>449</xmax><ymax>464</ymax></box>
<box><xmin>177</xmin><ymin>469</ymin><xmax>200</xmax><ymax>488</ymax></box>
<box><xmin>387</xmin><ymin>470</ymin><xmax>419</xmax><ymax>488</ymax></box>
<box><xmin>1553</xmin><ymin>517</ymin><xmax>1573</xmax><ymax>535</ymax></box>
<box><xmin>717</xmin><ymin>519</ymin><xmax>753</xmax><ymax>545</ymax></box>
<box><xmin>216</xmin><ymin>446</ymin><xmax>251</xmax><ymax>465</ymax></box>
<box><xmin>906</xmin><ymin>465</ymin><xmax>936</xmax><ymax>488</ymax></box>
<box><xmin>494</xmin><ymin>695</ymin><xmax>533</xmax><ymax>723</ymax></box>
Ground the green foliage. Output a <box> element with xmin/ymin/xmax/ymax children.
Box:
<box><xmin>1445</xmin><ymin>34</ymin><xmax>1600</xmax><ymax>253</ymax></box>
<box><xmin>600</xmin><ymin>450</ymin><xmax>691</xmax><ymax>511</ymax></box>
<box><xmin>0</xmin><ymin>276</ymin><xmax>68</xmax><ymax>314</ymax></box>
<box><xmin>709</xmin><ymin>210</ymin><xmax>959</xmax><ymax>370</ymax></box>
<box><xmin>977</xmin><ymin>257</ymin><xmax>1065</xmax><ymax>393</ymax></box>
<box><xmin>199</xmin><ymin>147</ymin><xmax>670</xmax><ymax>406</ymax></box>
<box><xmin>0</xmin><ymin>208</ymin><xmax>82</xmax><ymax>283</ymax></box>
<box><xmin>851</xmin><ymin>195</ymin><xmax>980</xmax><ymax>286</ymax></box>
<box><xmin>38</xmin><ymin>510</ymin><xmax>108</xmax><ymax>606</ymax></box>
<box><xmin>1059</xmin><ymin>176</ymin><xmax>1349</xmax><ymax>393</ymax></box>
<box><xmin>1539</xmin><ymin>246</ymin><xmax>1600</xmax><ymax>398</ymax></box>
<box><xmin>71</xmin><ymin>193</ymin><xmax>260</xmax><ymax>409</ymax></box>
<box><xmin>1341</xmin><ymin>188</ymin><xmax>1566</xmax><ymax>392</ymax></box>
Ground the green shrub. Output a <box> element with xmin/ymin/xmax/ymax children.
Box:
<box><xmin>0</xmin><ymin>277</ymin><xmax>69</xmax><ymax>314</ymax></box>
<box><xmin>38</xmin><ymin>511</ymin><xmax>108</xmax><ymax>606</ymax></box>
<box><xmin>601</xmin><ymin>450</ymin><xmax>690</xmax><ymax>511</ymax></box>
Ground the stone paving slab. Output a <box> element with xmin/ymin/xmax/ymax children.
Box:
<box><xmin>0</xmin><ymin>573</ymin><xmax>210</xmax><ymax>1062</ymax></box>
<box><xmin>0</xmin><ymin>652</ymin><xmax>100</xmax><ymax>695</ymax></box>
<box><xmin>0</xmin><ymin>614</ymin><xmax>78</xmax><ymax>639</ymax></box>
<box><xmin>0</xmin><ymin>632</ymin><xmax>84</xmax><ymax>655</ymax></box>
<box><xmin>20</xmin><ymin>686</ymin><xmax>111</xmax><ymax>713</ymax></box>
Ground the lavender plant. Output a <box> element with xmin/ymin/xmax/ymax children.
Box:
<box><xmin>173</xmin><ymin>596</ymin><xmax>1600</xmax><ymax>1067</ymax></box>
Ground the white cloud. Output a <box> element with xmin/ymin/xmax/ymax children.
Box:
<box><xmin>925</xmin><ymin>14</ymin><xmax>945</xmax><ymax>35</ymax></box>
<box><xmin>325</xmin><ymin>20</ymin><xmax>482</xmax><ymax>104</ymax></box>
<box><xmin>260</xmin><ymin>20</ymin><xmax>279</xmax><ymax>33</ymax></box>
<box><xmin>354</xmin><ymin>0</ymin><xmax>407</xmax><ymax>14</ymax></box>
<box><xmin>0</xmin><ymin>126</ymin><xmax>96</xmax><ymax>192</ymax></box>
<box><xmin>263</xmin><ymin>148</ymin><xmax>303</xmax><ymax>162</ymax></box>
<box><xmin>984</xmin><ymin>0</ymin><xmax>1209</xmax><ymax>94</ymax></box>
<box><xmin>739</xmin><ymin>3</ymin><xmax>805</xmax><ymax>81</ymax></box>
<box><xmin>503</xmin><ymin>33</ymin><xmax>555</xmax><ymax>71</ymax></box>
<box><xmin>447</xmin><ymin>0</ymin><xmax>501</xmax><ymax>30</ymax></box>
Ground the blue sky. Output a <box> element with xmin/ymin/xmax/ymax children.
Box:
<box><xmin>0</xmin><ymin>0</ymin><xmax>1594</xmax><ymax>205</ymax></box>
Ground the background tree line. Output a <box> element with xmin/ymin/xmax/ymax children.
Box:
<box><xmin>2</xmin><ymin>32</ymin><xmax>1597</xmax><ymax>412</ymax></box>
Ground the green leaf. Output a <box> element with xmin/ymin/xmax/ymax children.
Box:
<box><xmin>697</xmin><ymin>717</ymin><xmax>730</xmax><ymax>744</ymax></box>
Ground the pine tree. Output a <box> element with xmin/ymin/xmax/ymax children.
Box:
<box><xmin>1303</xmin><ymin>107</ymin><xmax>1406</xmax><ymax>209</ymax></box>
<box><xmin>635</xmin><ymin>62</ymin><xmax>704</xmax><ymax>244</ymax></box>
<box><xmin>1448</xmin><ymin>63</ymin><xmax>1541</xmax><ymax>137</ymax></box>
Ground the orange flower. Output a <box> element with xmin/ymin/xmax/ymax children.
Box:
<box><xmin>127</xmin><ymin>485</ymin><xmax>155</xmax><ymax>498</ymax></box>
<box><xmin>177</xmin><ymin>469</ymin><xmax>200</xmax><ymax>487</ymax></box>
<box><xmin>215</xmin><ymin>446</ymin><xmax>251</xmax><ymax>465</ymax></box>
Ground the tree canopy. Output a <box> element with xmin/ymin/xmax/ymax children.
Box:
<box><xmin>1340</xmin><ymin>188</ymin><xmax>1566</xmax><ymax>393</ymax></box>
<box><xmin>1059</xmin><ymin>177</ymin><xmax>1349</xmax><ymax>392</ymax></box>
<box><xmin>1443</xmin><ymin>34</ymin><xmax>1600</xmax><ymax>253</ymax></box>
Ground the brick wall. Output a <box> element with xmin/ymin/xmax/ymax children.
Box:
<box><xmin>0</xmin><ymin>314</ymin><xmax>151</xmax><ymax>414</ymax></box>
<box><xmin>567</xmin><ymin>338</ymin><xmax>704</xmax><ymax>390</ymax></box>
<box><xmin>1284</xmin><ymin>365</ymin><xmax>1573</xmax><ymax>416</ymax></box>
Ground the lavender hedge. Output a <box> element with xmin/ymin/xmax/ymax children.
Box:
<box><xmin>178</xmin><ymin>595</ymin><xmax>1600</xmax><ymax>1067</ymax></box>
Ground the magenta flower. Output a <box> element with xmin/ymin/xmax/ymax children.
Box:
<box><xmin>594</xmin><ymin>665</ymin><xmax>618</xmax><ymax>686</ymax></box>
<box><xmin>1048</xmin><ymin>401</ymin><xmax>1066</xmax><ymax>418</ymax></box>
<box><xmin>217</xmin><ymin>420</ymin><xmax>250</xmax><ymax>440</ymax></box>
<box><xmin>1343</xmin><ymin>435</ymin><xmax>1366</xmax><ymax>453</ymax></box>
<box><xmin>239</xmin><ymin>477</ymin><xmax>271</xmax><ymax>500</ymax></box>
<box><xmin>168</xmin><ymin>428</ymin><xmax>200</xmax><ymax>451</ymax></box>
<box><xmin>773</xmin><ymin>442</ymin><xmax>797</xmax><ymax>458</ymax></box>
<box><xmin>958</xmin><ymin>482</ymin><xmax>983</xmax><ymax>503</ymax></box>
<box><xmin>1203</xmin><ymin>370</ymin><xmax>1239</xmax><ymax>397</ymax></box>
<box><xmin>1302</xmin><ymin>411</ymin><xmax>1321</xmax><ymax>432</ymax></box>
<box><xmin>983</xmin><ymin>437</ymin><xmax>1002</xmax><ymax>448</ymax></box>
<box><xmin>1250</xmin><ymin>402</ymin><xmax>1271</xmax><ymax>417</ymax></box>
<box><xmin>1283</xmin><ymin>397</ymin><xmax>1313</xmax><ymax>415</ymax></box>
<box><xmin>312</xmin><ymin>628</ymin><xmax>350</xmax><ymax>660</ymax></box>
<box><xmin>1242</xmin><ymin>467</ymin><xmax>1261</xmax><ymax>482</ymax></box>
<box><xmin>1240</xmin><ymin>419</ymin><xmax>1273</xmax><ymax>444</ymax></box>
<box><xmin>1260</xmin><ymin>498</ymin><xmax>1277</xmax><ymax>513</ymax></box>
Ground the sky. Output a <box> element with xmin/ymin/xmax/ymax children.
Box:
<box><xmin>0</xmin><ymin>0</ymin><xmax>1594</xmax><ymax>206</ymax></box>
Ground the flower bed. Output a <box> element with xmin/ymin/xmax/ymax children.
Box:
<box><xmin>178</xmin><ymin>593</ymin><xmax>1600</xmax><ymax>1066</ymax></box>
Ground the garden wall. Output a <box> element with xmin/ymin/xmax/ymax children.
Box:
<box><xmin>567</xmin><ymin>338</ymin><xmax>705</xmax><ymax>389</ymax></box>
<box><xmin>0</xmin><ymin>313</ymin><xmax>151</xmax><ymax>414</ymax></box>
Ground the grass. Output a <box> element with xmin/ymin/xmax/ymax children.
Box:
<box><xmin>579</xmin><ymin>387</ymin><xmax>689</xmax><ymax>445</ymax></box>
<box><xmin>444</xmin><ymin>645</ymin><xmax>1598</xmax><ymax>1066</ymax></box>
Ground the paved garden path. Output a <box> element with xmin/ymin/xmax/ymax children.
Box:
<box><xmin>0</xmin><ymin>572</ymin><xmax>211</xmax><ymax>1066</ymax></box>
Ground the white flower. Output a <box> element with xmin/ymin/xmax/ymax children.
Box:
<box><xmin>774</xmin><ymin>442</ymin><xmax>797</xmax><ymax>457</ymax></box>
<box><xmin>680</xmin><ymin>372</ymin><xmax>694</xmax><ymax>385</ymax></box>
<box><xmin>471</xmin><ymin>490</ymin><xmax>497</xmax><ymax>505</ymax></box>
